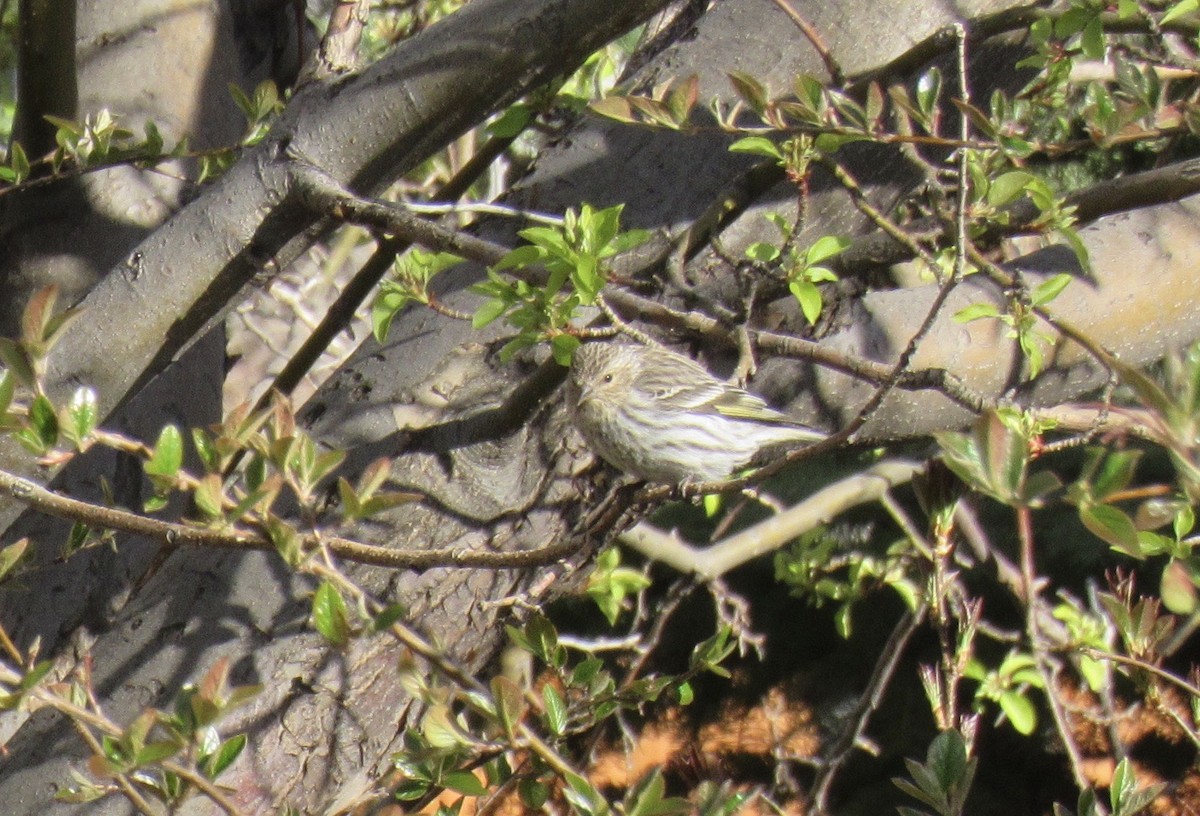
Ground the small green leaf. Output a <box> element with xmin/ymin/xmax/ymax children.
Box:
<box><xmin>790</xmin><ymin>280</ymin><xmax>823</xmax><ymax>324</ymax></box>
<box><xmin>443</xmin><ymin>770</ymin><xmax>487</xmax><ymax>796</ymax></box>
<box><xmin>1080</xmin><ymin>502</ymin><xmax>1140</xmax><ymax>556</ymax></box>
<box><xmin>988</xmin><ymin>171</ymin><xmax>1036</xmax><ymax>207</ymax></box>
<box><xmin>728</xmin><ymin>136</ymin><xmax>783</xmax><ymax>160</ymax></box>
<box><xmin>145</xmin><ymin>425</ymin><xmax>184</xmax><ymax>478</ymax></box>
<box><xmin>491</xmin><ymin>675</ymin><xmax>526</xmax><ymax>737</ymax></box>
<box><xmin>65</xmin><ymin>387</ymin><xmax>98</xmax><ymax>445</ymax></box>
<box><xmin>1161</xmin><ymin>0</ymin><xmax>1198</xmax><ymax>25</ymax></box>
<box><xmin>1032</xmin><ymin>273</ymin><xmax>1073</xmax><ymax>307</ymax></box>
<box><xmin>203</xmin><ymin>734</ymin><xmax>246</xmax><ymax>779</ymax></box>
<box><xmin>953</xmin><ymin>302</ymin><xmax>1002</xmax><ymax>323</ymax></box>
<box><xmin>590</xmin><ymin>96</ymin><xmax>637</xmax><ymax>124</ymax></box>
<box><xmin>926</xmin><ymin>730</ymin><xmax>971</xmax><ymax>790</ymax></box>
<box><xmin>8</xmin><ymin>141</ymin><xmax>29</xmax><ymax>183</ymax></box>
<box><xmin>518</xmin><ymin>778</ymin><xmax>549</xmax><ymax>809</ymax></box>
<box><xmin>192</xmin><ymin>429</ymin><xmax>219</xmax><ymax>472</ymax></box>
<box><xmin>472</xmin><ymin>298</ymin><xmax>509</xmax><ymax>328</ymax></box>
<box><xmin>25</xmin><ymin>394</ymin><xmax>59</xmax><ymax>452</ymax></box>
<box><xmin>371</xmin><ymin>603</ymin><xmax>407</xmax><ymax>631</ymax></box>
<box><xmin>1080</xmin><ymin>15</ymin><xmax>1105</xmax><ymax>59</ymax></box>
<box><xmin>311</xmin><ymin>581</ymin><xmax>352</xmax><ymax>647</ymax></box>
<box><xmin>552</xmin><ymin>334</ymin><xmax>580</xmax><ymax>366</ymax></box>
<box><xmin>0</xmin><ymin>538</ymin><xmax>27</xmax><ymax>583</ymax></box>
<box><xmin>1161</xmin><ymin>559</ymin><xmax>1197</xmax><ymax>614</ymax></box>
<box><xmin>0</xmin><ymin>339</ymin><xmax>35</xmax><ymax>388</ymax></box>
<box><xmin>488</xmin><ymin>104</ymin><xmax>532</xmax><ymax>138</ymax></box>
<box><xmin>542</xmin><ymin>684</ymin><xmax>567</xmax><ymax>735</ymax></box>
<box><xmin>745</xmin><ymin>242</ymin><xmax>780</xmax><ymax>263</ymax></box>
<box><xmin>999</xmin><ymin>691</ymin><xmax>1037</xmax><ymax>734</ymax></box>
<box><xmin>804</xmin><ymin>235</ymin><xmax>850</xmax><ymax>264</ymax></box>
<box><xmin>394</xmin><ymin>779</ymin><xmax>431</xmax><ymax>801</ymax></box>
<box><xmin>727</xmin><ymin>71</ymin><xmax>769</xmax><ymax>114</ymax></box>
<box><xmin>0</xmin><ymin>370</ymin><xmax>13</xmax><ymax>417</ymax></box>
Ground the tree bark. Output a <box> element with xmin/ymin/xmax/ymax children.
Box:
<box><xmin>1</xmin><ymin>0</ymin><xmax>1199</xmax><ymax>813</ymax></box>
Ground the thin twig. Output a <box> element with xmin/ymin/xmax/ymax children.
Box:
<box><xmin>1018</xmin><ymin>505</ymin><xmax>1094</xmax><ymax>796</ymax></box>
<box><xmin>768</xmin><ymin>0</ymin><xmax>844</xmax><ymax>85</ymax></box>
<box><xmin>0</xmin><ymin>466</ymin><xmax>579</xmax><ymax>571</ymax></box>
<box><xmin>809</xmin><ymin>604</ymin><xmax>928</xmax><ymax>812</ymax></box>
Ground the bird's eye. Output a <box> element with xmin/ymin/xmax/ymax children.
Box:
<box><xmin>602</xmin><ymin>373</ymin><xmax>614</xmax><ymax>384</ymax></box>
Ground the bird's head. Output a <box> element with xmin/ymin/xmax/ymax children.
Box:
<box><xmin>568</xmin><ymin>343</ymin><xmax>639</xmax><ymax>414</ymax></box>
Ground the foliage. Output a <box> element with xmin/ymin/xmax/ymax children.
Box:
<box><xmin>5</xmin><ymin>1</ymin><xmax>1200</xmax><ymax>814</ymax></box>
<box><xmin>470</xmin><ymin>203</ymin><xmax>648</xmax><ymax>362</ymax></box>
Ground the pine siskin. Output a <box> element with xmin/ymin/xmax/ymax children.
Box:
<box><xmin>567</xmin><ymin>342</ymin><xmax>825</xmax><ymax>484</ymax></box>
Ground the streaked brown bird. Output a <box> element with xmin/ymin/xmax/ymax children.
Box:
<box><xmin>567</xmin><ymin>342</ymin><xmax>825</xmax><ymax>483</ymax></box>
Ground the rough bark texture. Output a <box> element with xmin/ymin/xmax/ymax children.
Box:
<box><xmin>1</xmin><ymin>0</ymin><xmax>1199</xmax><ymax>813</ymax></box>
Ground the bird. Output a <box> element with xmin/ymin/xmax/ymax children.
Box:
<box><xmin>566</xmin><ymin>342</ymin><xmax>825</xmax><ymax>484</ymax></box>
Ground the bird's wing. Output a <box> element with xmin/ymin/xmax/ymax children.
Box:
<box><xmin>633</xmin><ymin>351</ymin><xmax>790</xmax><ymax>422</ymax></box>
<box><xmin>709</xmin><ymin>387</ymin><xmax>791</xmax><ymax>423</ymax></box>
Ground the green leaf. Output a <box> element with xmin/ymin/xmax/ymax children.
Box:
<box><xmin>744</xmin><ymin>242</ymin><xmax>780</xmax><ymax>263</ymax></box>
<box><xmin>689</xmin><ymin>627</ymin><xmax>735</xmax><ymax>677</ymax></box>
<box><xmin>518</xmin><ymin>778</ymin><xmax>550</xmax><ymax>809</ymax></box>
<box><xmin>311</xmin><ymin>581</ymin><xmax>352</xmax><ymax>647</ymax></box>
<box><xmin>145</xmin><ymin>425</ymin><xmax>184</xmax><ymax>478</ymax></box>
<box><xmin>25</xmin><ymin>394</ymin><xmax>59</xmax><ymax>452</ymax></box>
<box><xmin>927</xmin><ymin>730</ymin><xmax>971</xmax><ymax>790</ymax></box>
<box><xmin>542</xmin><ymin>684</ymin><xmax>567</xmax><ymax>735</ymax></box>
<box><xmin>953</xmin><ymin>302</ymin><xmax>1001</xmax><ymax>323</ymax></box>
<box><xmin>988</xmin><ymin>170</ymin><xmax>1036</xmax><ymax>207</ymax></box>
<box><xmin>0</xmin><ymin>339</ymin><xmax>35</xmax><ymax>388</ymax></box>
<box><xmin>487</xmin><ymin>104</ymin><xmax>532</xmax><ymax>138</ymax></box>
<box><xmin>999</xmin><ymin>691</ymin><xmax>1037</xmax><ymax>734</ymax></box>
<box><xmin>1032</xmin><ymin>273</ymin><xmax>1073</xmax><ymax>307</ymax></box>
<box><xmin>727</xmin><ymin>71</ymin><xmax>769</xmax><ymax>114</ymax></box>
<box><xmin>472</xmin><ymin>298</ymin><xmax>509</xmax><ymax>328</ymax></box>
<box><xmin>443</xmin><ymin>770</ymin><xmax>487</xmax><ymax>796</ymax></box>
<box><xmin>192</xmin><ymin>429</ymin><xmax>219</xmax><ymax>472</ymax></box>
<box><xmin>563</xmin><ymin>771</ymin><xmax>609</xmax><ymax>816</ymax></box>
<box><xmin>371</xmin><ymin>289</ymin><xmax>408</xmax><ymax>344</ymax></box>
<box><xmin>590</xmin><ymin>96</ymin><xmax>637</xmax><ymax>124</ymax></box>
<box><xmin>1080</xmin><ymin>502</ymin><xmax>1140</xmax><ymax>556</ymax></box>
<box><xmin>491</xmin><ymin>675</ymin><xmax>526</xmax><ymax>737</ymax></box>
<box><xmin>916</xmin><ymin>67</ymin><xmax>943</xmax><ymax>122</ymax></box>
<box><xmin>1161</xmin><ymin>0</ymin><xmax>1199</xmax><ymax>25</ymax></box>
<box><xmin>394</xmin><ymin>779</ymin><xmax>431</xmax><ymax>801</ymax></box>
<box><xmin>522</xmin><ymin>614</ymin><xmax>561</xmax><ymax>665</ymax></box>
<box><xmin>371</xmin><ymin>603</ymin><xmax>407</xmax><ymax>631</ymax></box>
<box><xmin>552</xmin><ymin>334</ymin><xmax>580</xmax><ymax>366</ymax></box>
<box><xmin>1160</xmin><ymin>559</ymin><xmax>1197</xmax><ymax>614</ymax></box>
<box><xmin>7</xmin><ymin>140</ymin><xmax>28</xmax><ymax>180</ymax></box>
<box><xmin>1176</xmin><ymin>504</ymin><xmax>1196</xmax><ymax>540</ymax></box>
<box><xmin>728</xmin><ymin>136</ymin><xmax>782</xmax><ymax>160</ymax></box>
<box><xmin>65</xmin><ymin>387</ymin><xmax>98</xmax><ymax>444</ymax></box>
<box><xmin>814</xmin><ymin>132</ymin><xmax>870</xmax><ymax>153</ymax></box>
<box><xmin>0</xmin><ymin>369</ymin><xmax>13</xmax><ymax>417</ymax></box>
<box><xmin>0</xmin><ymin>538</ymin><xmax>27</xmax><ymax>583</ymax></box>
<box><xmin>203</xmin><ymin>734</ymin><xmax>246</xmax><ymax>779</ymax></box>
<box><xmin>789</xmin><ymin>279</ymin><xmax>823</xmax><ymax>324</ymax></box>
<box><xmin>1080</xmin><ymin>15</ymin><xmax>1105</xmax><ymax>59</ymax></box>
<box><xmin>1111</xmin><ymin>757</ymin><xmax>1135</xmax><ymax>811</ymax></box>
<box><xmin>804</xmin><ymin>235</ymin><xmax>850</xmax><ymax>264</ymax></box>
<box><xmin>492</xmin><ymin>244</ymin><xmax>544</xmax><ymax>272</ymax></box>
<box><xmin>1083</xmin><ymin>447</ymin><xmax>1141</xmax><ymax>501</ymax></box>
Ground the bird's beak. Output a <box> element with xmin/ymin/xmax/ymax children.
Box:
<box><xmin>575</xmin><ymin>382</ymin><xmax>593</xmax><ymax>406</ymax></box>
